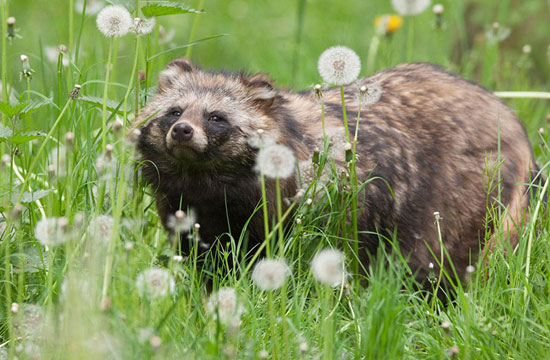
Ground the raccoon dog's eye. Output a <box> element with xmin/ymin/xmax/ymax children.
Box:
<box><xmin>169</xmin><ymin>110</ymin><xmax>182</xmax><ymax>117</ymax></box>
<box><xmin>208</xmin><ymin>115</ymin><xmax>226</xmax><ymax>123</ymax></box>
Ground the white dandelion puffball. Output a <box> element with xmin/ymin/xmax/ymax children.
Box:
<box><xmin>392</xmin><ymin>0</ymin><xmax>431</xmax><ymax>16</ymax></box>
<box><xmin>207</xmin><ymin>287</ymin><xmax>244</xmax><ymax>325</ymax></box>
<box><xmin>76</xmin><ymin>0</ymin><xmax>105</xmax><ymax>15</ymax></box>
<box><xmin>132</xmin><ymin>17</ymin><xmax>156</xmax><ymax>35</ymax></box>
<box><xmin>311</xmin><ymin>248</ymin><xmax>346</xmax><ymax>286</ymax></box>
<box><xmin>317</xmin><ymin>46</ymin><xmax>361</xmax><ymax>86</ymax></box>
<box><xmin>136</xmin><ymin>268</ymin><xmax>175</xmax><ymax>299</ymax></box>
<box><xmin>34</xmin><ymin>217</ymin><xmax>70</xmax><ymax>247</ymax></box>
<box><xmin>88</xmin><ymin>215</ymin><xmax>114</xmax><ymax>243</ymax></box>
<box><xmin>252</xmin><ymin>258</ymin><xmax>291</xmax><ymax>291</ymax></box>
<box><xmin>96</xmin><ymin>5</ymin><xmax>132</xmax><ymax>37</ymax></box>
<box><xmin>255</xmin><ymin>143</ymin><xmax>296</xmax><ymax>179</ymax></box>
<box><xmin>358</xmin><ymin>82</ymin><xmax>383</xmax><ymax>107</ymax></box>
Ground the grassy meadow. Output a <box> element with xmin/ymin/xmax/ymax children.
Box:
<box><xmin>1</xmin><ymin>0</ymin><xmax>550</xmax><ymax>359</ymax></box>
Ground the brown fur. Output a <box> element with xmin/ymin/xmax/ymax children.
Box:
<box><xmin>133</xmin><ymin>59</ymin><xmax>538</xmax><ymax>283</ymax></box>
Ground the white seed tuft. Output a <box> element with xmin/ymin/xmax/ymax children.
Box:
<box><xmin>392</xmin><ymin>0</ymin><xmax>431</xmax><ymax>16</ymax></box>
<box><xmin>255</xmin><ymin>143</ymin><xmax>296</xmax><ymax>179</ymax></box>
<box><xmin>96</xmin><ymin>5</ymin><xmax>132</xmax><ymax>37</ymax></box>
<box><xmin>317</xmin><ymin>46</ymin><xmax>361</xmax><ymax>86</ymax></box>
<box><xmin>207</xmin><ymin>287</ymin><xmax>244</xmax><ymax>326</ymax></box>
<box><xmin>136</xmin><ymin>268</ymin><xmax>175</xmax><ymax>299</ymax></box>
<box><xmin>311</xmin><ymin>249</ymin><xmax>346</xmax><ymax>286</ymax></box>
<box><xmin>251</xmin><ymin>258</ymin><xmax>291</xmax><ymax>291</ymax></box>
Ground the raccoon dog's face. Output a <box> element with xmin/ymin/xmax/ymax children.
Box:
<box><xmin>137</xmin><ymin>58</ymin><xmax>279</xmax><ymax>173</ymax></box>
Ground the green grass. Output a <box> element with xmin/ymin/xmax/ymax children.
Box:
<box><xmin>1</xmin><ymin>0</ymin><xmax>550</xmax><ymax>359</ymax></box>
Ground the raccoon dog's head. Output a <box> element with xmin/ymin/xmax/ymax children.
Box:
<box><xmin>136</xmin><ymin>58</ymin><xmax>281</xmax><ymax>174</ymax></box>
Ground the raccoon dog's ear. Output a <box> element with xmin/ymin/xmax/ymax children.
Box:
<box><xmin>158</xmin><ymin>57</ymin><xmax>195</xmax><ymax>93</ymax></box>
<box><xmin>242</xmin><ymin>73</ymin><xmax>277</xmax><ymax>108</ymax></box>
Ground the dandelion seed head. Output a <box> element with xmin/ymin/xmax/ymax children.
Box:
<box><xmin>167</xmin><ymin>209</ymin><xmax>196</xmax><ymax>233</ymax></box>
<box><xmin>429</xmin><ymin>262</ymin><xmax>434</xmax><ymax>269</ymax></box>
<box><xmin>466</xmin><ymin>265</ymin><xmax>475</xmax><ymax>274</ymax></box>
<box><xmin>20</xmin><ymin>54</ymin><xmax>28</xmax><ymax>62</ymax></box>
<box><xmin>44</xmin><ymin>45</ymin><xmax>70</xmax><ymax>67</ymax></box>
<box><xmin>34</xmin><ymin>217</ymin><xmax>70</xmax><ymax>246</ymax></box>
<box><xmin>522</xmin><ymin>44</ymin><xmax>531</xmax><ymax>54</ymax></box>
<box><xmin>14</xmin><ymin>304</ymin><xmax>46</xmax><ymax>338</ymax></box>
<box><xmin>136</xmin><ymin>268</ymin><xmax>175</xmax><ymax>299</ymax></box>
<box><xmin>311</xmin><ymin>249</ymin><xmax>346</xmax><ymax>286</ymax></box>
<box><xmin>432</xmin><ymin>3</ymin><xmax>444</xmax><ymax>14</ymax></box>
<box><xmin>317</xmin><ymin>46</ymin><xmax>361</xmax><ymax>86</ymax></box>
<box><xmin>76</xmin><ymin>0</ymin><xmax>105</xmax><ymax>15</ymax></box>
<box><xmin>391</xmin><ymin>0</ymin><xmax>431</xmax><ymax>16</ymax></box>
<box><xmin>124</xmin><ymin>241</ymin><xmax>134</xmax><ymax>251</ymax></box>
<box><xmin>11</xmin><ymin>302</ymin><xmax>19</xmax><ymax>313</ymax></box>
<box><xmin>48</xmin><ymin>145</ymin><xmax>67</xmax><ymax>177</ymax></box>
<box><xmin>299</xmin><ymin>342</ymin><xmax>309</xmax><ymax>352</ymax></box>
<box><xmin>7</xmin><ymin>17</ymin><xmax>16</xmax><ymax>25</ymax></box>
<box><xmin>89</xmin><ymin>215</ymin><xmax>114</xmax><ymax>243</ymax></box>
<box><xmin>441</xmin><ymin>320</ymin><xmax>451</xmax><ymax>329</ymax></box>
<box><xmin>252</xmin><ymin>258</ymin><xmax>291</xmax><ymax>291</ymax></box>
<box><xmin>207</xmin><ymin>287</ymin><xmax>244</xmax><ymax>326</ymax></box>
<box><xmin>258</xmin><ymin>350</ymin><xmax>269</xmax><ymax>359</ymax></box>
<box><xmin>149</xmin><ymin>336</ymin><xmax>162</xmax><ymax>348</ymax></box>
<box><xmin>255</xmin><ymin>143</ymin><xmax>296</xmax><ymax>179</ymax></box>
<box><xmin>357</xmin><ymin>81</ymin><xmax>382</xmax><ymax>106</ymax></box>
<box><xmin>96</xmin><ymin>5</ymin><xmax>132</xmax><ymax>37</ymax></box>
<box><xmin>1</xmin><ymin>154</ymin><xmax>10</xmax><ymax>166</ymax></box>
<box><xmin>132</xmin><ymin>17</ymin><xmax>156</xmax><ymax>35</ymax></box>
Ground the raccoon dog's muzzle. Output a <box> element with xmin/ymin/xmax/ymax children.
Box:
<box><xmin>165</xmin><ymin>120</ymin><xmax>208</xmax><ymax>156</ymax></box>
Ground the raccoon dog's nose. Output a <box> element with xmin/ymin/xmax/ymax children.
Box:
<box><xmin>171</xmin><ymin>123</ymin><xmax>194</xmax><ymax>142</ymax></box>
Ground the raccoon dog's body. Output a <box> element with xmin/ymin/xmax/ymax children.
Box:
<box><xmin>135</xmin><ymin>58</ymin><xmax>538</xmax><ymax>282</ymax></box>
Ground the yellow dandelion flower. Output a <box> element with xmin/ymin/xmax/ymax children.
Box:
<box><xmin>374</xmin><ymin>15</ymin><xmax>403</xmax><ymax>36</ymax></box>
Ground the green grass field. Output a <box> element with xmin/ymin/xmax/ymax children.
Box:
<box><xmin>1</xmin><ymin>0</ymin><xmax>550</xmax><ymax>359</ymax></box>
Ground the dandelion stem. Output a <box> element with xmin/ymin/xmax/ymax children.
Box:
<box><xmin>101</xmin><ymin>37</ymin><xmax>115</xmax><ymax>150</ymax></box>
<box><xmin>185</xmin><ymin>0</ymin><xmax>205</xmax><ymax>58</ymax></box>
<box><xmin>123</xmin><ymin>36</ymin><xmax>141</xmax><ymax>125</ymax></box>
<box><xmin>340</xmin><ymin>86</ymin><xmax>350</xmax><ymax>143</ymax></box>
<box><xmin>16</xmin><ymin>95</ymin><xmax>74</xmax><ymax>203</ymax></box>
<box><xmin>366</xmin><ymin>34</ymin><xmax>380</xmax><ymax>74</ymax></box>
<box><xmin>276</xmin><ymin>177</ymin><xmax>284</xmax><ymax>257</ymax></box>
<box><xmin>1</xmin><ymin>0</ymin><xmax>8</xmax><ymax>121</ymax></box>
<box><xmin>260</xmin><ymin>172</ymin><xmax>271</xmax><ymax>257</ymax></box>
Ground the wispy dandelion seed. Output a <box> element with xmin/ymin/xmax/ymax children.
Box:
<box><xmin>392</xmin><ymin>0</ymin><xmax>431</xmax><ymax>16</ymax></box>
<box><xmin>136</xmin><ymin>268</ymin><xmax>175</xmax><ymax>299</ymax></box>
<box><xmin>34</xmin><ymin>217</ymin><xmax>70</xmax><ymax>247</ymax></box>
<box><xmin>207</xmin><ymin>287</ymin><xmax>244</xmax><ymax>326</ymax></box>
<box><xmin>251</xmin><ymin>258</ymin><xmax>291</xmax><ymax>291</ymax></box>
<box><xmin>255</xmin><ymin>143</ymin><xmax>296</xmax><ymax>179</ymax></box>
<box><xmin>96</xmin><ymin>5</ymin><xmax>132</xmax><ymax>37</ymax></box>
<box><xmin>317</xmin><ymin>46</ymin><xmax>361</xmax><ymax>86</ymax></box>
<box><xmin>131</xmin><ymin>17</ymin><xmax>156</xmax><ymax>35</ymax></box>
<box><xmin>311</xmin><ymin>248</ymin><xmax>346</xmax><ymax>286</ymax></box>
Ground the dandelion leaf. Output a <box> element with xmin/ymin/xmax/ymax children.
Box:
<box><xmin>141</xmin><ymin>2</ymin><xmax>203</xmax><ymax>17</ymax></box>
<box><xmin>0</xmin><ymin>123</ymin><xmax>13</xmax><ymax>140</ymax></box>
<box><xmin>78</xmin><ymin>96</ymin><xmax>123</xmax><ymax>115</ymax></box>
<box><xmin>13</xmin><ymin>189</ymin><xmax>53</xmax><ymax>204</ymax></box>
<box><xmin>0</xmin><ymin>102</ymin><xmax>26</xmax><ymax>118</ymax></box>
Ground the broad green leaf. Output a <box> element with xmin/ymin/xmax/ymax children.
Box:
<box><xmin>0</xmin><ymin>102</ymin><xmax>26</xmax><ymax>118</ymax></box>
<box><xmin>105</xmin><ymin>0</ymin><xmax>135</xmax><ymax>12</ymax></box>
<box><xmin>141</xmin><ymin>2</ymin><xmax>203</xmax><ymax>17</ymax></box>
<box><xmin>8</xmin><ymin>132</ymin><xmax>44</xmax><ymax>145</ymax></box>
<box><xmin>20</xmin><ymin>99</ymin><xmax>53</xmax><ymax>117</ymax></box>
<box><xmin>0</xmin><ymin>123</ymin><xmax>13</xmax><ymax>139</ymax></box>
<box><xmin>78</xmin><ymin>96</ymin><xmax>124</xmax><ymax>115</ymax></box>
<box><xmin>13</xmin><ymin>189</ymin><xmax>53</xmax><ymax>204</ymax></box>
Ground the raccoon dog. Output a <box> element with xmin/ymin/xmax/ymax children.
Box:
<box><xmin>134</xmin><ymin>58</ymin><xmax>539</xmax><ymax>283</ymax></box>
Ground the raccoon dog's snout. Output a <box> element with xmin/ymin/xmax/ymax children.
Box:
<box><xmin>171</xmin><ymin>122</ymin><xmax>194</xmax><ymax>142</ymax></box>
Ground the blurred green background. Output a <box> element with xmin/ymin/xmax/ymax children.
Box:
<box><xmin>7</xmin><ymin>0</ymin><xmax>549</xmax><ymax>89</ymax></box>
